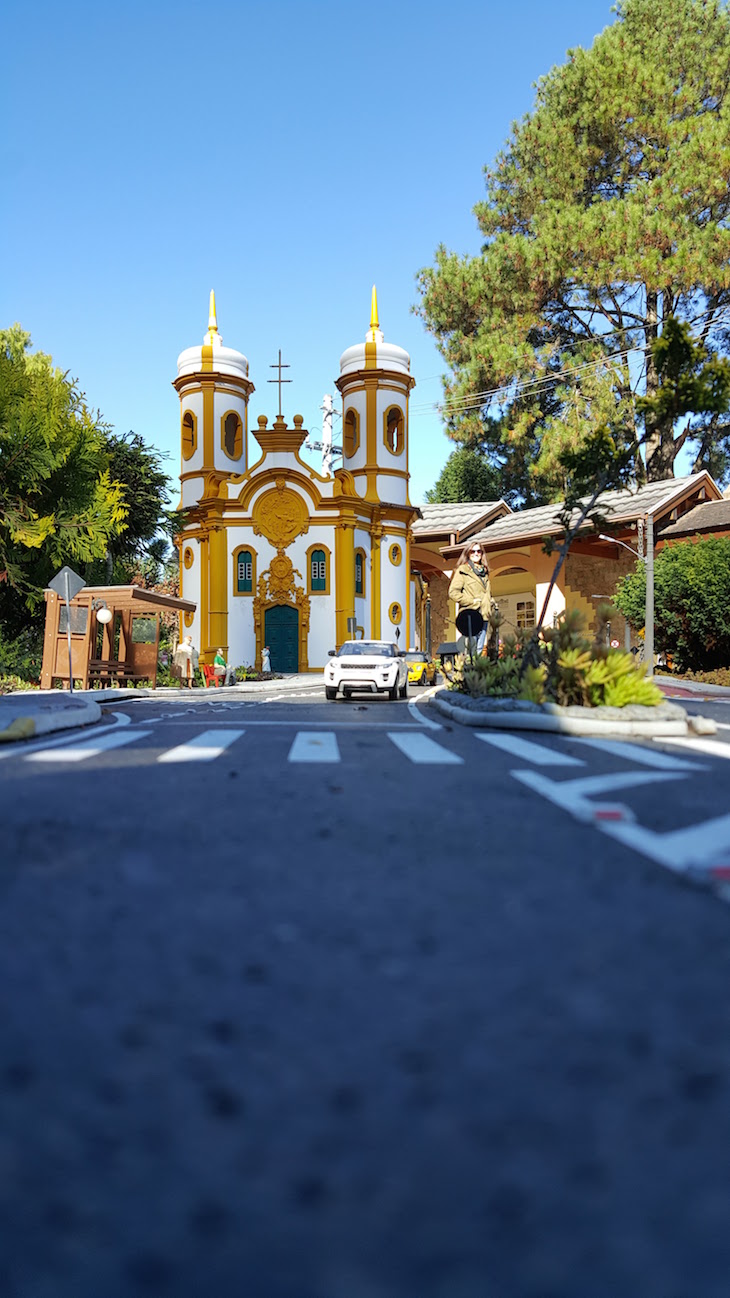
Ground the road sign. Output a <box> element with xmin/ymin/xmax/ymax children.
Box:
<box><xmin>48</xmin><ymin>567</ymin><xmax>85</xmax><ymax>695</ymax></box>
<box><xmin>346</xmin><ymin>617</ymin><xmax>357</xmax><ymax>634</ymax></box>
<box><xmin>611</xmin><ymin>638</ymin><xmax>620</xmax><ymax>648</ymax></box>
<box><xmin>48</xmin><ymin>566</ymin><xmax>85</xmax><ymax>601</ymax></box>
<box><xmin>456</xmin><ymin>608</ymin><xmax>484</xmax><ymax>637</ymax></box>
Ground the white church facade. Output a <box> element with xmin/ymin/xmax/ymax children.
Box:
<box><xmin>175</xmin><ymin>291</ymin><xmax>419</xmax><ymax>672</ymax></box>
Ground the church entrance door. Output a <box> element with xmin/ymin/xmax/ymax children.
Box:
<box><xmin>265</xmin><ymin>604</ymin><xmax>299</xmax><ymax>673</ymax></box>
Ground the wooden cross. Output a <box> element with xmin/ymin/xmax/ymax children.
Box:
<box><xmin>267</xmin><ymin>349</ymin><xmax>291</xmax><ymax>419</ymax></box>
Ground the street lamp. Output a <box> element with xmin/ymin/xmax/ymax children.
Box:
<box><xmin>598</xmin><ymin>531</ymin><xmax>655</xmax><ymax>676</ymax></box>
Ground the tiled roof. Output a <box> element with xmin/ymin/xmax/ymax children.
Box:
<box><xmin>412</xmin><ymin>501</ymin><xmax>507</xmax><ymax>537</ymax></box>
<box><xmin>659</xmin><ymin>499</ymin><xmax>730</xmax><ymax>537</ymax></box>
<box><xmin>464</xmin><ymin>475</ymin><xmax>714</xmax><ymax>549</ymax></box>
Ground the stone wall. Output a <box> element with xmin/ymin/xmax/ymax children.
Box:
<box><xmin>564</xmin><ymin>551</ymin><xmax>638</xmax><ymax>647</ymax></box>
<box><xmin>427</xmin><ymin>573</ymin><xmax>453</xmax><ymax>653</ymax></box>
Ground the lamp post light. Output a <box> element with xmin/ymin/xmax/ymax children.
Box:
<box><xmin>598</xmin><ymin>531</ymin><xmax>654</xmax><ymax>676</ymax></box>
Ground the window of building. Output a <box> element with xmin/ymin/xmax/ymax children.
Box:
<box><xmin>233</xmin><ymin>546</ymin><xmax>256</xmax><ymax>596</ymax></box>
<box><xmin>516</xmin><ymin>600</ymin><xmax>536</xmax><ymax>630</ymax></box>
<box><xmin>222</xmin><ymin>411</ymin><xmax>243</xmax><ymax>459</ymax></box>
<box><xmin>355</xmin><ymin>549</ymin><xmax>366</xmax><ymax>597</ymax></box>
<box><xmin>344</xmin><ymin>408</ymin><xmax>359</xmax><ymax>457</ymax></box>
<box><xmin>182</xmin><ymin>410</ymin><xmax>197</xmax><ymax>460</ymax></box>
<box><xmin>306</xmin><ymin>544</ymin><xmax>331</xmax><ymax>595</ymax></box>
<box><xmin>311</xmin><ymin>549</ymin><xmax>326</xmax><ymax>591</ymax></box>
<box><xmin>384</xmin><ymin>406</ymin><xmax>404</xmax><ymax>455</ymax></box>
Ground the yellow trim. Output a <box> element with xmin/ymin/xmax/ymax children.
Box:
<box><xmin>181</xmin><ymin>409</ymin><xmax>197</xmax><ymax>461</ymax></box>
<box><xmin>184</xmin><ymin>610</ymin><xmax>194</xmax><ymax>628</ymax></box>
<box><xmin>365</xmin><ymin>379</ymin><xmax>378</xmax><ymax>501</ymax></box>
<box><xmin>221</xmin><ymin>408</ymin><xmax>243</xmax><ymax>461</ymax></box>
<box><xmin>371</xmin><ymin>524</ymin><xmax>382</xmax><ymax>639</ymax></box>
<box><xmin>183</xmin><ymin>546</ymin><xmax>194</xmax><ymax>569</ymax></box>
<box><xmin>201</xmin><ymin>342</ymin><xmax>214</xmax><ymax>374</ymax></box>
<box><xmin>344</xmin><ymin>407</ymin><xmax>360</xmax><ymax>458</ymax></box>
<box><xmin>383</xmin><ymin>404</ymin><xmax>405</xmax><ymax>456</ymax></box>
<box><xmin>232</xmin><ymin>543</ymin><xmax>257</xmax><ymax>597</ymax></box>
<box><xmin>405</xmin><ymin>533</ymin><xmax>411</xmax><ymax>648</ymax></box>
<box><xmin>389</xmin><ymin>542</ymin><xmax>402</xmax><ymax>566</ymax></box>
<box><xmin>209</xmin><ymin>525</ymin><xmax>228</xmax><ymax>655</ymax></box>
<box><xmin>354</xmin><ymin>547</ymin><xmax>366</xmax><ymax>599</ymax></box>
<box><xmin>389</xmin><ymin>602</ymin><xmax>402</xmax><ymax>625</ymax></box>
<box><xmin>306</xmin><ymin>542</ymin><xmax>332</xmax><ymax>596</ymax></box>
<box><xmin>365</xmin><ymin>339</ymin><xmax>378</xmax><ymax>371</ymax></box>
<box><xmin>199</xmin><ymin>534</ymin><xmax>210</xmax><ymax>659</ymax></box>
<box><xmin>370</xmin><ymin>284</ymin><xmax>379</xmax><ymax>332</ymax></box>
<box><xmin>202</xmin><ymin>379</ymin><xmax>215</xmax><ymax>466</ymax></box>
<box><xmin>334</xmin><ymin>517</ymin><xmax>356</xmax><ymax>646</ymax></box>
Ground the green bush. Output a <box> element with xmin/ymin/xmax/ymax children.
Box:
<box><xmin>446</xmin><ymin>607</ymin><xmax>662</xmax><ymax>708</ymax></box>
<box><xmin>0</xmin><ymin>626</ymin><xmax>44</xmax><ymax>683</ymax></box>
<box><xmin>614</xmin><ymin>535</ymin><xmax>730</xmax><ymax>673</ymax></box>
<box><xmin>0</xmin><ymin>673</ymin><xmax>39</xmax><ymax>695</ymax></box>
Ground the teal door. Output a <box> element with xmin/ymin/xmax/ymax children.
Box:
<box><xmin>265</xmin><ymin>604</ymin><xmax>299</xmax><ymax>673</ymax></box>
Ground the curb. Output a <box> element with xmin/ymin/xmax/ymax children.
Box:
<box><xmin>0</xmin><ymin>698</ymin><xmax>102</xmax><ymax>743</ymax></box>
<box><xmin>431</xmin><ymin>693</ymin><xmax>694</xmax><ymax>737</ymax></box>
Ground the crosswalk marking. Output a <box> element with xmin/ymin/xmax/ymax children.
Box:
<box><xmin>574</xmin><ymin>737</ymin><xmax>704</xmax><ymax>771</ymax></box>
<box><xmin>475</xmin><ymin>732</ymin><xmax>584</xmax><ymax>766</ymax></box>
<box><xmin>388</xmin><ymin>732</ymin><xmax>463</xmax><ymax>765</ymax></box>
<box><xmin>27</xmin><ymin>729</ymin><xmax>150</xmax><ymax>763</ymax></box>
<box><xmin>157</xmin><ymin>729</ymin><xmax>244</xmax><ymax>763</ymax></box>
<box><xmin>659</xmin><ymin>736</ymin><xmax>730</xmax><ymax>761</ymax></box>
<box><xmin>288</xmin><ymin>731</ymin><xmax>340</xmax><ymax>763</ymax></box>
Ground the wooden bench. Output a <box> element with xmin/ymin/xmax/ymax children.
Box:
<box><xmin>88</xmin><ymin>659</ymin><xmax>151</xmax><ymax>688</ymax></box>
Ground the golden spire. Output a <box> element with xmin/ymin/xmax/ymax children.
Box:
<box><xmin>370</xmin><ymin>284</ymin><xmax>379</xmax><ymax>332</ymax></box>
<box><xmin>208</xmin><ymin>289</ymin><xmax>218</xmax><ymax>335</ymax></box>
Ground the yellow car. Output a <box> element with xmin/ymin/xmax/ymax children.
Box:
<box><xmin>404</xmin><ymin>650</ymin><xmax>439</xmax><ymax>687</ymax></box>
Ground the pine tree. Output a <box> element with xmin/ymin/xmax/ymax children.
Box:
<box><xmin>417</xmin><ymin>0</ymin><xmax>730</xmax><ymax>496</ymax></box>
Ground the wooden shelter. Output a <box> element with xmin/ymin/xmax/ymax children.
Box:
<box><xmin>41</xmin><ymin>585</ymin><xmax>197</xmax><ymax>689</ymax></box>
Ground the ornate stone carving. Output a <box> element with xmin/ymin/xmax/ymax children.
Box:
<box><xmin>252</xmin><ymin>478</ymin><xmax>309</xmax><ymax>549</ymax></box>
<box><xmin>252</xmin><ymin>550</ymin><xmax>310</xmax><ymax>672</ymax></box>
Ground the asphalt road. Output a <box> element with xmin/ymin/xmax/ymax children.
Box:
<box><xmin>2</xmin><ymin>686</ymin><xmax>730</xmax><ymax>1298</ymax></box>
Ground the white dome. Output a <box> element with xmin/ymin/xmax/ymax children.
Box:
<box><xmin>176</xmin><ymin>291</ymin><xmax>250</xmax><ymax>381</ymax></box>
<box><xmin>339</xmin><ymin>336</ymin><xmax>411</xmax><ymax>378</ymax></box>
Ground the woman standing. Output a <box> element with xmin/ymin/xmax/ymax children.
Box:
<box><xmin>448</xmin><ymin>542</ymin><xmax>492</xmax><ymax>653</ymax></box>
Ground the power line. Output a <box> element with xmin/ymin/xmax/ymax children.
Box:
<box><xmin>410</xmin><ymin>306</ymin><xmax>730</xmax><ymax>419</ymax></box>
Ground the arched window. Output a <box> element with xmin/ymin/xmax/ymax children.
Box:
<box><xmin>306</xmin><ymin>544</ymin><xmax>331</xmax><ymax>596</ymax></box>
<box><xmin>355</xmin><ymin>548</ymin><xmax>366</xmax><ymax>597</ymax></box>
<box><xmin>344</xmin><ymin>408</ymin><xmax>359</xmax><ymax>457</ymax></box>
<box><xmin>222</xmin><ymin>411</ymin><xmax>243</xmax><ymax>459</ymax></box>
<box><xmin>182</xmin><ymin>409</ymin><xmax>197</xmax><ymax>460</ymax></box>
<box><xmin>233</xmin><ymin>546</ymin><xmax>256</xmax><ymax>596</ymax></box>
<box><xmin>311</xmin><ymin>549</ymin><xmax>326</xmax><ymax>591</ymax></box>
<box><xmin>384</xmin><ymin>406</ymin><xmax>404</xmax><ymax>455</ymax></box>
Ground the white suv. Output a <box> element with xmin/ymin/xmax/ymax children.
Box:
<box><xmin>325</xmin><ymin>640</ymin><xmax>408</xmax><ymax>701</ymax></box>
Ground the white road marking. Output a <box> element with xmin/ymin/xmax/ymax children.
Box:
<box><xmin>157</xmin><ymin>729</ymin><xmax>244</xmax><ymax>763</ymax></box>
<box><xmin>288</xmin><ymin>732</ymin><xmax>340</xmax><ymax>763</ymax></box>
<box><xmin>599</xmin><ymin>813</ymin><xmax>730</xmax><ymax>874</ymax></box>
<box><xmin>574</xmin><ymin>737</ymin><xmax>705</xmax><ymax>771</ymax></box>
<box><xmin>475</xmin><ymin>732</ymin><xmax>584</xmax><ymax>766</ymax></box>
<box><xmin>388</xmin><ymin>732</ymin><xmax>463</xmax><ymax>765</ymax></box>
<box><xmin>27</xmin><ymin>729</ymin><xmax>150</xmax><ymax>763</ymax></box>
<box><xmin>659</xmin><ymin>736</ymin><xmax>730</xmax><ymax>761</ymax></box>
<box><xmin>512</xmin><ymin>768</ymin><xmax>683</xmax><ymax>821</ymax></box>
<box><xmin>407</xmin><ymin>698</ymin><xmax>442</xmax><ymax>730</ymax></box>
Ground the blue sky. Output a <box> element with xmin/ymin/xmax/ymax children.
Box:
<box><xmin>2</xmin><ymin>0</ymin><xmax>618</xmax><ymax>505</ymax></box>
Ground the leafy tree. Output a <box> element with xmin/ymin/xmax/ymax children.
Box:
<box><xmin>416</xmin><ymin>0</ymin><xmax>730</xmax><ymax>498</ymax></box>
<box><xmin>613</xmin><ymin>534</ymin><xmax>730</xmax><ymax>670</ymax></box>
<box><xmin>0</xmin><ymin>325</ymin><xmax>127</xmax><ymax>632</ymax></box>
<box><xmin>425</xmin><ymin>447</ymin><xmax>508</xmax><ymax>503</ymax></box>
<box><xmin>84</xmin><ymin>431</ymin><xmax>175</xmax><ymax>584</ymax></box>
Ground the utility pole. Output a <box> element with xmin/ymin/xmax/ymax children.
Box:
<box><xmin>305</xmin><ymin>395</ymin><xmax>342</xmax><ymax>475</ymax></box>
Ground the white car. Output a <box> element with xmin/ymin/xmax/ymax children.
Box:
<box><xmin>325</xmin><ymin>640</ymin><xmax>408</xmax><ymax>701</ymax></box>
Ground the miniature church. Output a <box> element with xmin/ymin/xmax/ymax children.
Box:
<box><xmin>175</xmin><ymin>290</ymin><xmax>419</xmax><ymax>672</ymax></box>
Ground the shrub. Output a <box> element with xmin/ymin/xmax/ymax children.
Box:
<box><xmin>447</xmin><ymin>607</ymin><xmax>662</xmax><ymax>708</ymax></box>
<box><xmin>614</xmin><ymin>535</ymin><xmax>730</xmax><ymax>673</ymax></box>
<box><xmin>0</xmin><ymin>673</ymin><xmax>39</xmax><ymax>695</ymax></box>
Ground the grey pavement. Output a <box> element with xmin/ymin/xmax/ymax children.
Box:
<box><xmin>0</xmin><ymin>675</ymin><xmax>324</xmax><ymax>741</ymax></box>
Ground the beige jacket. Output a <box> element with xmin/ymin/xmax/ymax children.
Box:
<box><xmin>448</xmin><ymin>563</ymin><xmax>492</xmax><ymax>619</ymax></box>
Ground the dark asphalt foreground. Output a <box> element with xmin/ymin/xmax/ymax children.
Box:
<box><xmin>1</xmin><ymin>703</ymin><xmax>730</xmax><ymax>1296</ymax></box>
